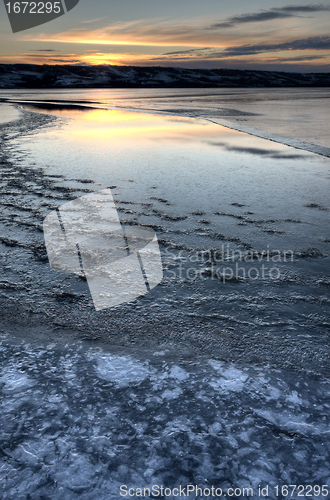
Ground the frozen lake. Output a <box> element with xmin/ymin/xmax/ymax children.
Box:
<box><xmin>1</xmin><ymin>87</ymin><xmax>330</xmax><ymax>149</ymax></box>
<box><xmin>0</xmin><ymin>91</ymin><xmax>329</xmax><ymax>498</ymax></box>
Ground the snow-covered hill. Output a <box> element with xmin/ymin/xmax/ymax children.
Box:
<box><xmin>0</xmin><ymin>64</ymin><xmax>329</xmax><ymax>88</ymax></box>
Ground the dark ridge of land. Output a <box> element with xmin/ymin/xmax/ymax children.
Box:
<box><xmin>0</xmin><ymin>63</ymin><xmax>330</xmax><ymax>88</ymax></box>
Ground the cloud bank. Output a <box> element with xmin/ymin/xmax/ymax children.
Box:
<box><xmin>209</xmin><ymin>3</ymin><xmax>330</xmax><ymax>29</ymax></box>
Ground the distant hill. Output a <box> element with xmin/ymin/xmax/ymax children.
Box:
<box><xmin>0</xmin><ymin>64</ymin><xmax>329</xmax><ymax>88</ymax></box>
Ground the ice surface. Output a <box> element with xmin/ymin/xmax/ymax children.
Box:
<box><xmin>1</xmin><ymin>88</ymin><xmax>329</xmax><ymax>148</ymax></box>
<box><xmin>0</xmin><ymin>92</ymin><xmax>329</xmax><ymax>498</ymax></box>
<box><xmin>1</xmin><ymin>370</ymin><xmax>36</xmax><ymax>394</ymax></box>
<box><xmin>90</xmin><ymin>353</ymin><xmax>153</xmax><ymax>388</ymax></box>
<box><xmin>0</xmin><ymin>339</ymin><xmax>330</xmax><ymax>499</ymax></box>
<box><xmin>0</xmin><ymin>104</ymin><xmax>329</xmax><ymax>376</ymax></box>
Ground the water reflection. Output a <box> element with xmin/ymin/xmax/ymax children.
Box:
<box><xmin>21</xmin><ymin>104</ymin><xmax>301</xmax><ymax>152</ymax></box>
<box><xmin>15</xmin><ymin>104</ymin><xmax>330</xmax><ymax>253</ymax></box>
<box><xmin>208</xmin><ymin>142</ymin><xmax>310</xmax><ymax>159</ymax></box>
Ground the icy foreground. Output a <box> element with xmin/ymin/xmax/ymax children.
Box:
<box><xmin>0</xmin><ymin>339</ymin><xmax>329</xmax><ymax>499</ymax></box>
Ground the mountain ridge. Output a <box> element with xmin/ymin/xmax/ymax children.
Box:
<box><xmin>0</xmin><ymin>63</ymin><xmax>329</xmax><ymax>88</ymax></box>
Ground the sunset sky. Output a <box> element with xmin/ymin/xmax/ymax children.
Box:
<box><xmin>1</xmin><ymin>0</ymin><xmax>329</xmax><ymax>71</ymax></box>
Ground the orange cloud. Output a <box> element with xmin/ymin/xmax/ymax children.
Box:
<box><xmin>20</xmin><ymin>16</ymin><xmax>316</xmax><ymax>49</ymax></box>
<box><xmin>2</xmin><ymin>16</ymin><xmax>329</xmax><ymax>69</ymax></box>
<box><xmin>1</xmin><ymin>49</ymin><xmax>328</xmax><ymax>69</ymax></box>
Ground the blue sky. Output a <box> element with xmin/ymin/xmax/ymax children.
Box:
<box><xmin>1</xmin><ymin>0</ymin><xmax>329</xmax><ymax>71</ymax></box>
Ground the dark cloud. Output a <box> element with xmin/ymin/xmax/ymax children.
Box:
<box><xmin>165</xmin><ymin>47</ymin><xmax>211</xmax><ymax>56</ymax></box>
<box><xmin>160</xmin><ymin>36</ymin><xmax>330</xmax><ymax>60</ymax></box>
<box><xmin>209</xmin><ymin>4</ymin><xmax>330</xmax><ymax>29</ymax></box>
<box><xmin>271</xmin><ymin>54</ymin><xmax>327</xmax><ymax>61</ymax></box>
<box><xmin>222</xmin><ymin>35</ymin><xmax>330</xmax><ymax>56</ymax></box>
<box><xmin>29</xmin><ymin>49</ymin><xmax>59</xmax><ymax>52</ymax></box>
<box><xmin>274</xmin><ymin>4</ymin><xmax>330</xmax><ymax>12</ymax></box>
<box><xmin>24</xmin><ymin>54</ymin><xmax>81</xmax><ymax>63</ymax></box>
<box><xmin>211</xmin><ymin>11</ymin><xmax>294</xmax><ymax>29</ymax></box>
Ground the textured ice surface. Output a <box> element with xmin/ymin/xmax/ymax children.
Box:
<box><xmin>0</xmin><ymin>105</ymin><xmax>329</xmax><ymax>377</ymax></box>
<box><xmin>91</xmin><ymin>353</ymin><xmax>153</xmax><ymax>387</ymax></box>
<box><xmin>0</xmin><ymin>339</ymin><xmax>330</xmax><ymax>499</ymax></box>
<box><xmin>0</xmin><ymin>96</ymin><xmax>329</xmax><ymax>499</ymax></box>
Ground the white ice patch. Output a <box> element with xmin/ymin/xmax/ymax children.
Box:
<box><xmin>286</xmin><ymin>390</ymin><xmax>303</xmax><ymax>406</ymax></box>
<box><xmin>208</xmin><ymin>421</ymin><xmax>222</xmax><ymax>435</ymax></box>
<box><xmin>89</xmin><ymin>353</ymin><xmax>152</xmax><ymax>388</ymax></box>
<box><xmin>168</xmin><ymin>365</ymin><xmax>189</xmax><ymax>381</ymax></box>
<box><xmin>161</xmin><ymin>387</ymin><xmax>183</xmax><ymax>400</ymax></box>
<box><xmin>1</xmin><ymin>370</ymin><xmax>36</xmax><ymax>394</ymax></box>
<box><xmin>208</xmin><ymin>360</ymin><xmax>249</xmax><ymax>393</ymax></box>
